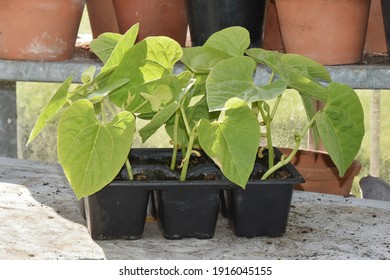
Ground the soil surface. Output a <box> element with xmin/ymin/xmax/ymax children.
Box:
<box><xmin>361</xmin><ymin>51</ymin><xmax>389</xmax><ymax>65</ymax></box>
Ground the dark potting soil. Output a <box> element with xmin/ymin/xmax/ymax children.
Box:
<box><xmin>117</xmin><ymin>148</ymin><xmax>293</xmax><ymax>183</ymax></box>
<box><xmin>361</xmin><ymin>51</ymin><xmax>389</xmax><ymax>65</ymax></box>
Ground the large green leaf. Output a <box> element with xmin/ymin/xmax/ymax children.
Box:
<box><xmin>317</xmin><ymin>83</ymin><xmax>365</xmax><ymax>176</ymax></box>
<box><xmin>281</xmin><ymin>54</ymin><xmax>331</xmax><ymax>82</ymax></box>
<box><xmin>197</xmin><ymin>98</ymin><xmax>260</xmax><ymax>188</ymax></box>
<box><xmin>57</xmin><ymin>99</ymin><xmax>135</xmax><ymax>199</ymax></box>
<box><xmin>90</xmin><ymin>32</ymin><xmax>123</xmax><ymax>63</ymax></box>
<box><xmin>204</xmin><ymin>26</ymin><xmax>250</xmax><ymax>57</ymax></box>
<box><xmin>181</xmin><ymin>26</ymin><xmax>250</xmax><ymax>73</ymax></box>
<box><xmin>27</xmin><ymin>76</ymin><xmax>73</xmax><ymax>144</ymax></box>
<box><xmin>206</xmin><ymin>56</ymin><xmax>287</xmax><ymax>111</ymax></box>
<box><xmin>124</xmin><ymin>74</ymin><xmax>183</xmax><ymax>114</ymax></box>
<box><xmin>108</xmin><ymin>36</ymin><xmax>183</xmax><ymax>108</ymax></box>
<box><xmin>181</xmin><ymin>47</ymin><xmax>231</xmax><ymax>73</ymax></box>
<box><xmin>246</xmin><ymin>48</ymin><xmax>329</xmax><ymax>102</ymax></box>
<box><xmin>100</xmin><ymin>24</ymin><xmax>139</xmax><ymax>73</ymax></box>
<box><xmin>245</xmin><ymin>48</ymin><xmax>283</xmax><ymax>73</ymax></box>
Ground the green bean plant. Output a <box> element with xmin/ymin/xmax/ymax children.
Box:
<box><xmin>27</xmin><ymin>24</ymin><xmax>365</xmax><ymax>200</ymax></box>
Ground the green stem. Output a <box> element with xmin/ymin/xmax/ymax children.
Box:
<box><xmin>180</xmin><ymin>106</ymin><xmax>192</xmax><ymax>137</ymax></box>
<box><xmin>252</xmin><ymin>102</ymin><xmax>260</xmax><ymax>117</ymax></box>
<box><xmin>130</xmin><ymin>100</ymin><xmax>148</xmax><ymax>114</ymax></box>
<box><xmin>261</xmin><ymin>114</ymin><xmax>318</xmax><ymax>179</ymax></box>
<box><xmin>301</xmin><ymin>113</ymin><xmax>318</xmax><ymax>137</ymax></box>
<box><xmin>265</xmin><ymin>119</ymin><xmax>274</xmax><ymax>169</ymax></box>
<box><xmin>170</xmin><ymin>110</ymin><xmax>180</xmax><ymax>170</ymax></box>
<box><xmin>179</xmin><ymin>78</ymin><xmax>196</xmax><ymax>107</ymax></box>
<box><xmin>101</xmin><ymin>101</ymin><xmax>106</xmax><ymax>123</ymax></box>
<box><xmin>270</xmin><ymin>94</ymin><xmax>282</xmax><ymax>119</ymax></box>
<box><xmin>125</xmin><ymin>158</ymin><xmax>133</xmax><ymax>180</ymax></box>
<box><xmin>258</xmin><ymin>102</ymin><xmax>274</xmax><ymax>169</ymax></box>
<box><xmin>180</xmin><ymin>130</ymin><xmax>196</xmax><ymax>181</ymax></box>
<box><xmin>104</xmin><ymin>98</ymin><xmax>116</xmax><ymax>116</ymax></box>
<box><xmin>268</xmin><ymin>71</ymin><xmax>275</xmax><ymax>84</ymax></box>
<box><xmin>261</xmin><ymin>139</ymin><xmax>301</xmax><ymax>180</ymax></box>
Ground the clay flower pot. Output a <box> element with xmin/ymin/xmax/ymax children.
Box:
<box><xmin>263</xmin><ymin>0</ymin><xmax>284</xmax><ymax>52</ymax></box>
<box><xmin>86</xmin><ymin>0</ymin><xmax>119</xmax><ymax>39</ymax></box>
<box><xmin>112</xmin><ymin>0</ymin><xmax>188</xmax><ymax>46</ymax></box>
<box><xmin>364</xmin><ymin>0</ymin><xmax>387</xmax><ymax>53</ymax></box>
<box><xmin>274</xmin><ymin>0</ymin><xmax>371</xmax><ymax>65</ymax></box>
<box><xmin>279</xmin><ymin>148</ymin><xmax>362</xmax><ymax>197</ymax></box>
<box><xmin>0</xmin><ymin>0</ymin><xmax>85</xmax><ymax>61</ymax></box>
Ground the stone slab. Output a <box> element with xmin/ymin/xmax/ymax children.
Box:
<box><xmin>0</xmin><ymin>157</ymin><xmax>389</xmax><ymax>260</ymax></box>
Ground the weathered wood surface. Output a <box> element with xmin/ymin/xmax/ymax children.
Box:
<box><xmin>1</xmin><ymin>156</ymin><xmax>389</xmax><ymax>260</ymax></box>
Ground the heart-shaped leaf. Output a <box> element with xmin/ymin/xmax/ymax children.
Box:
<box><xmin>57</xmin><ymin>99</ymin><xmax>135</xmax><ymax>199</ymax></box>
<box><xmin>246</xmin><ymin>48</ymin><xmax>329</xmax><ymax>102</ymax></box>
<box><xmin>90</xmin><ymin>32</ymin><xmax>122</xmax><ymax>63</ymax></box>
<box><xmin>108</xmin><ymin>36</ymin><xmax>183</xmax><ymax>108</ymax></box>
<box><xmin>181</xmin><ymin>26</ymin><xmax>250</xmax><ymax>73</ymax></box>
<box><xmin>281</xmin><ymin>54</ymin><xmax>331</xmax><ymax>82</ymax></box>
<box><xmin>204</xmin><ymin>26</ymin><xmax>250</xmax><ymax>57</ymax></box>
<box><xmin>90</xmin><ymin>23</ymin><xmax>139</xmax><ymax>68</ymax></box>
<box><xmin>197</xmin><ymin>98</ymin><xmax>260</xmax><ymax>188</ymax></box>
<box><xmin>181</xmin><ymin>47</ymin><xmax>231</xmax><ymax>73</ymax></box>
<box><xmin>206</xmin><ymin>56</ymin><xmax>287</xmax><ymax>111</ymax></box>
<box><xmin>100</xmin><ymin>24</ymin><xmax>139</xmax><ymax>73</ymax></box>
<box><xmin>317</xmin><ymin>83</ymin><xmax>365</xmax><ymax>176</ymax></box>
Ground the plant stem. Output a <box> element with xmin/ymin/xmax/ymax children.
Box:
<box><xmin>265</xmin><ymin>119</ymin><xmax>274</xmax><ymax>169</ymax></box>
<box><xmin>130</xmin><ymin>100</ymin><xmax>148</xmax><ymax>114</ymax></box>
<box><xmin>180</xmin><ymin>130</ymin><xmax>196</xmax><ymax>181</ymax></box>
<box><xmin>270</xmin><ymin>95</ymin><xmax>282</xmax><ymax>119</ymax></box>
<box><xmin>261</xmin><ymin>139</ymin><xmax>301</xmax><ymax>180</ymax></box>
<box><xmin>261</xmin><ymin>114</ymin><xmax>318</xmax><ymax>179</ymax></box>
<box><xmin>258</xmin><ymin>102</ymin><xmax>274</xmax><ymax>169</ymax></box>
<box><xmin>104</xmin><ymin>98</ymin><xmax>117</xmax><ymax>116</ymax></box>
<box><xmin>170</xmin><ymin>110</ymin><xmax>180</xmax><ymax>170</ymax></box>
<box><xmin>125</xmin><ymin>158</ymin><xmax>133</xmax><ymax>180</ymax></box>
<box><xmin>252</xmin><ymin>102</ymin><xmax>260</xmax><ymax>117</ymax></box>
<box><xmin>268</xmin><ymin>71</ymin><xmax>275</xmax><ymax>84</ymax></box>
<box><xmin>101</xmin><ymin>101</ymin><xmax>106</xmax><ymax>123</ymax></box>
<box><xmin>180</xmin><ymin>106</ymin><xmax>192</xmax><ymax>137</ymax></box>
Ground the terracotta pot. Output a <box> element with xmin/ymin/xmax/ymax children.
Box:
<box><xmin>112</xmin><ymin>0</ymin><xmax>188</xmax><ymax>46</ymax></box>
<box><xmin>86</xmin><ymin>0</ymin><xmax>119</xmax><ymax>38</ymax></box>
<box><xmin>279</xmin><ymin>148</ymin><xmax>362</xmax><ymax>196</ymax></box>
<box><xmin>0</xmin><ymin>0</ymin><xmax>85</xmax><ymax>61</ymax></box>
<box><xmin>274</xmin><ymin>0</ymin><xmax>371</xmax><ymax>65</ymax></box>
<box><xmin>364</xmin><ymin>0</ymin><xmax>387</xmax><ymax>53</ymax></box>
<box><xmin>381</xmin><ymin>0</ymin><xmax>390</xmax><ymax>59</ymax></box>
<box><xmin>263</xmin><ymin>0</ymin><xmax>284</xmax><ymax>52</ymax></box>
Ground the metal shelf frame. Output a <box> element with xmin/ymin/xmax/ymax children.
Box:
<box><xmin>1</xmin><ymin>54</ymin><xmax>390</xmax><ymax>157</ymax></box>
